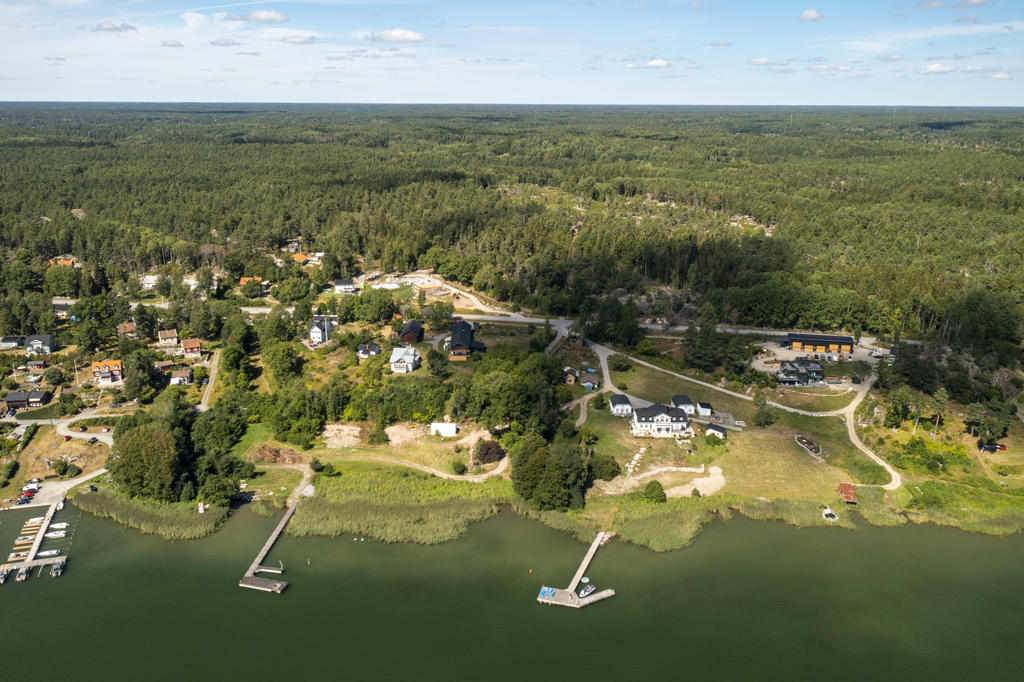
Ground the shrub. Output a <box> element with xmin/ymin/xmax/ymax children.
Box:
<box><xmin>65</xmin><ymin>464</ymin><xmax>82</xmax><ymax>478</ymax></box>
<box><xmin>450</xmin><ymin>460</ymin><xmax>467</xmax><ymax>475</ymax></box>
<box><xmin>53</xmin><ymin>459</ymin><xmax>70</xmax><ymax>476</ymax></box>
<box><xmin>310</xmin><ymin>458</ymin><xmax>326</xmax><ymax>473</ymax></box>
<box><xmin>367</xmin><ymin>427</ymin><xmax>390</xmax><ymax>445</ymax></box>
<box><xmin>608</xmin><ymin>354</ymin><xmax>632</xmax><ymax>372</ymax></box>
<box><xmin>475</xmin><ymin>440</ymin><xmax>506</xmax><ymax>464</ymax></box>
<box><xmin>616</xmin><ymin>382</ymin><xmax>628</xmax><ymax>391</ymax></box>
<box><xmin>643</xmin><ymin>480</ymin><xmax>667</xmax><ymax>503</ymax></box>
<box><xmin>591</xmin><ymin>393</ymin><xmax>608</xmax><ymax>410</ymax></box>
<box><xmin>692</xmin><ymin>488</ymin><xmax>701</xmax><ymax>498</ymax></box>
<box><xmin>588</xmin><ymin>453</ymin><xmax>621</xmax><ymax>481</ymax></box>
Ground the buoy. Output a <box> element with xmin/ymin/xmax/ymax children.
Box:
<box><xmin>529</xmin><ymin>569</ymin><xmax>533</xmax><ymax>574</ymax></box>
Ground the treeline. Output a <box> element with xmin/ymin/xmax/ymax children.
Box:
<box><xmin>1</xmin><ymin>105</ymin><xmax>1022</xmax><ymax>356</ymax></box>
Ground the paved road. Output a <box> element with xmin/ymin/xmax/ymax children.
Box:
<box><xmin>2</xmin><ymin>408</ymin><xmax>115</xmax><ymax>447</ymax></box>
<box><xmin>4</xmin><ymin>468</ymin><xmax>107</xmax><ymax>510</ymax></box>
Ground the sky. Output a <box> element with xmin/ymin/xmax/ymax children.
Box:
<box><xmin>0</xmin><ymin>0</ymin><xmax>1022</xmax><ymax>104</ymax></box>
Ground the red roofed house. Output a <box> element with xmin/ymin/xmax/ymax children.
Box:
<box><xmin>181</xmin><ymin>338</ymin><xmax>202</xmax><ymax>359</ymax></box>
<box><xmin>291</xmin><ymin>253</ymin><xmax>308</xmax><ymax>265</ymax></box>
<box><xmin>91</xmin><ymin>359</ymin><xmax>123</xmax><ymax>385</ymax></box>
<box><xmin>837</xmin><ymin>483</ymin><xmax>858</xmax><ymax>505</ymax></box>
<box><xmin>117</xmin><ymin>321</ymin><xmax>137</xmax><ymax>338</ymax></box>
<box><xmin>158</xmin><ymin>329</ymin><xmax>179</xmax><ymax>348</ymax></box>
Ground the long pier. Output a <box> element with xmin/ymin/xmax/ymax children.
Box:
<box><xmin>537</xmin><ymin>531</ymin><xmax>616</xmax><ymax>609</ymax></box>
<box><xmin>1</xmin><ymin>500</ymin><xmax>67</xmax><ymax>576</ymax></box>
<box><xmin>238</xmin><ymin>502</ymin><xmax>297</xmax><ymax>594</ymax></box>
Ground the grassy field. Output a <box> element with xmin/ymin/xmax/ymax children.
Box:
<box><xmin>583</xmin><ymin>407</ymin><xmax>693</xmax><ymax>469</ymax></box>
<box><xmin>769</xmin><ymin>387</ymin><xmax>858</xmax><ymax>412</ymax></box>
<box><xmin>230</xmin><ymin>423</ymin><xmax>292</xmax><ymax>460</ymax></box>
<box><xmin>288</xmin><ymin>461</ymin><xmax>515</xmax><ymax>543</ymax></box>
<box><xmin>610</xmin><ymin>362</ymin><xmax>758</xmax><ymax>422</ymax></box>
<box><xmin>15</xmin><ymin>402</ymin><xmax>63</xmax><ymax>420</ymax></box>
<box><xmin>70</xmin><ymin>486</ymin><xmax>229</xmax><ymax>540</ymax></box>
<box><xmin>242</xmin><ymin>466</ymin><xmax>303</xmax><ymax>509</ymax></box>
<box><xmin>13</xmin><ymin>425</ymin><xmax>108</xmax><ymax>485</ymax></box>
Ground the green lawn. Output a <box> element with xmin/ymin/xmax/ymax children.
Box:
<box><xmin>769</xmin><ymin>387</ymin><xmax>858</xmax><ymax>412</ymax></box>
<box><xmin>610</xmin><ymin>362</ymin><xmax>757</xmax><ymax>421</ymax></box>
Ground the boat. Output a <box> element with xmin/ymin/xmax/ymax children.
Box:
<box><xmin>50</xmin><ymin>563</ymin><xmax>63</xmax><ymax>577</ymax></box>
<box><xmin>36</xmin><ymin>550</ymin><xmax>61</xmax><ymax>557</ymax></box>
<box><xmin>27</xmin><ymin>516</ymin><xmax>44</xmax><ymax>523</ymax></box>
<box><xmin>15</xmin><ymin>535</ymin><xmax>35</xmax><ymax>543</ymax></box>
<box><xmin>56</xmin><ymin>500</ymin><xmax>64</xmax><ymax>511</ymax></box>
<box><xmin>15</xmin><ymin>567</ymin><xmax>29</xmax><ymax>582</ymax></box>
<box><xmin>7</xmin><ymin>552</ymin><xmax>28</xmax><ymax>562</ymax></box>
<box><xmin>0</xmin><ymin>569</ymin><xmax>9</xmax><ymax>584</ymax></box>
<box><xmin>49</xmin><ymin>523</ymin><xmax>69</xmax><ymax>530</ymax></box>
<box><xmin>44</xmin><ymin>531</ymin><xmax>66</xmax><ymax>539</ymax></box>
<box><xmin>578</xmin><ymin>584</ymin><xmax>596</xmax><ymax>598</ymax></box>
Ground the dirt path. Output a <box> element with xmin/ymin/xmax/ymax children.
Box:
<box><xmin>327</xmin><ymin>453</ymin><xmax>509</xmax><ymax>482</ymax></box>
<box><xmin>196</xmin><ymin>349</ymin><xmax>220</xmax><ymax>412</ymax></box>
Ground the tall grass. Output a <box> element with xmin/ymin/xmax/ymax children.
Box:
<box><xmin>72</xmin><ymin>489</ymin><xmax>228</xmax><ymax>540</ymax></box>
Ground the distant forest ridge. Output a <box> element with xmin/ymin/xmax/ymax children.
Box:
<box><xmin>0</xmin><ymin>105</ymin><xmax>1021</xmax><ymax>356</ymax></box>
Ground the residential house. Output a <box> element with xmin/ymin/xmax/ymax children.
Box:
<box><xmin>563</xmin><ymin>367</ymin><xmax>580</xmax><ymax>385</ymax></box>
<box><xmin>91</xmin><ymin>359</ymin><xmax>123</xmax><ymax>385</ymax></box>
<box><xmin>27</xmin><ymin>359</ymin><xmax>45</xmax><ymax>372</ymax></box>
<box><xmin>158</xmin><ymin>329</ymin><xmax>179</xmax><ymax>348</ymax></box>
<box><xmin>630</xmin><ymin>404</ymin><xmax>695</xmax><ymax>438</ymax></box>
<box><xmin>774</xmin><ymin>358</ymin><xmax>825</xmax><ymax>386</ymax></box>
<box><xmin>389</xmin><ymin>346</ymin><xmax>421</xmax><ymax>374</ymax></box>
<box><xmin>609</xmin><ymin>394</ymin><xmax>633</xmax><ymax>417</ymax></box>
<box><xmin>117</xmin><ymin>321</ymin><xmax>137</xmax><ymax>338</ymax></box>
<box><xmin>781</xmin><ymin>333</ymin><xmax>855</xmax><ymax>355</ymax></box>
<box><xmin>292</xmin><ymin>253</ymin><xmax>309</xmax><ymax>266</ymax></box>
<box><xmin>25</xmin><ymin>335</ymin><xmax>55</xmax><ymax>356</ymax></box>
<box><xmin>140</xmin><ymin>274</ymin><xmax>159</xmax><ymax>291</ymax></box>
<box><xmin>397</xmin><ymin>319</ymin><xmax>423</xmax><ymax>345</ymax></box>
<box><xmin>309</xmin><ymin>315</ymin><xmax>334</xmax><ymax>345</ymax></box>
<box><xmin>580</xmin><ymin>377</ymin><xmax>599</xmax><ymax>391</ymax></box>
<box><xmin>670</xmin><ymin>395</ymin><xmax>695</xmax><ymax>415</ymax></box>
<box><xmin>27</xmin><ymin>390</ymin><xmax>50</xmax><ymax>408</ymax></box>
<box><xmin>837</xmin><ymin>483</ymin><xmax>859</xmax><ymax>505</ymax></box>
<box><xmin>446</xmin><ymin>320</ymin><xmax>484</xmax><ymax>362</ymax></box>
<box><xmin>153</xmin><ymin>360</ymin><xmax>175</xmax><ymax>374</ymax></box>
<box><xmin>170</xmin><ymin>368</ymin><xmax>193</xmax><ymax>386</ymax></box>
<box><xmin>1</xmin><ymin>336</ymin><xmax>24</xmax><ymax>351</ymax></box>
<box><xmin>53</xmin><ymin>301</ymin><xmax>72</xmax><ymax>319</ymax></box>
<box><xmin>706</xmin><ymin>424</ymin><xmax>727</xmax><ymax>440</ymax></box>
<box><xmin>696</xmin><ymin>402</ymin><xmax>713</xmax><ymax>418</ymax></box>
<box><xmin>357</xmin><ymin>342</ymin><xmax>381</xmax><ymax>359</ymax></box>
<box><xmin>3</xmin><ymin>391</ymin><xmax>31</xmax><ymax>411</ymax></box>
<box><xmin>47</xmin><ymin>256</ymin><xmax>79</xmax><ymax>268</ymax></box>
<box><xmin>332</xmin><ymin>278</ymin><xmax>358</xmax><ymax>295</ymax></box>
<box><xmin>430</xmin><ymin>422</ymin><xmax>459</xmax><ymax>437</ymax></box>
<box><xmin>181</xmin><ymin>338</ymin><xmax>202</xmax><ymax>359</ymax></box>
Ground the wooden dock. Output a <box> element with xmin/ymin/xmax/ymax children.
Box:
<box><xmin>238</xmin><ymin>502</ymin><xmax>297</xmax><ymax>594</ymax></box>
<box><xmin>2</xmin><ymin>499</ymin><xmax>67</xmax><ymax>578</ymax></box>
<box><xmin>536</xmin><ymin>531</ymin><xmax>616</xmax><ymax>609</ymax></box>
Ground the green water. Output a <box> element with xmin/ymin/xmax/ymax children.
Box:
<box><xmin>2</xmin><ymin>505</ymin><xmax>1023</xmax><ymax>681</ymax></box>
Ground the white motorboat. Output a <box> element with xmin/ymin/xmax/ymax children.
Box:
<box><xmin>49</xmin><ymin>523</ymin><xmax>69</xmax><ymax>530</ymax></box>
<box><xmin>44</xmin><ymin>531</ymin><xmax>67</xmax><ymax>539</ymax></box>
<box><xmin>578</xmin><ymin>584</ymin><xmax>596</xmax><ymax>598</ymax></box>
<box><xmin>36</xmin><ymin>549</ymin><xmax>61</xmax><ymax>557</ymax></box>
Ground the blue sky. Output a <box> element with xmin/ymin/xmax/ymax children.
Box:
<box><xmin>1</xmin><ymin>0</ymin><xmax>1021</xmax><ymax>104</ymax></box>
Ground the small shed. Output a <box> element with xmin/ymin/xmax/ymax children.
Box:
<box><xmin>430</xmin><ymin>422</ymin><xmax>458</xmax><ymax>437</ymax></box>
<box><xmin>837</xmin><ymin>483</ymin><xmax>858</xmax><ymax>505</ymax></box>
<box><xmin>706</xmin><ymin>423</ymin><xmax>727</xmax><ymax>440</ymax></box>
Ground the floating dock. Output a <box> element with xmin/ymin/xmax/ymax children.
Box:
<box><xmin>1</xmin><ymin>499</ymin><xmax>68</xmax><ymax>578</ymax></box>
<box><xmin>537</xmin><ymin>531</ymin><xmax>616</xmax><ymax>609</ymax></box>
<box><xmin>238</xmin><ymin>502</ymin><xmax>297</xmax><ymax>594</ymax></box>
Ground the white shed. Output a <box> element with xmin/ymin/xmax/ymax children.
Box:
<box><xmin>430</xmin><ymin>422</ymin><xmax>458</xmax><ymax>437</ymax></box>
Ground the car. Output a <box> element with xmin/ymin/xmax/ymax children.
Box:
<box><xmin>852</xmin><ymin>376</ymin><xmax>862</xmax><ymax>384</ymax></box>
<box><xmin>998</xmin><ymin>445</ymin><xmax>1008</xmax><ymax>451</ymax></box>
<box><xmin>63</xmin><ymin>435</ymin><xmax>72</xmax><ymax>442</ymax></box>
<box><xmin>78</xmin><ymin>426</ymin><xmax>87</xmax><ymax>432</ymax></box>
<box><xmin>110</xmin><ymin>403</ymin><xmax>121</xmax><ymax>408</ymax></box>
<box><xmin>15</xmin><ymin>498</ymin><xmax>29</xmax><ymax>505</ymax></box>
<box><xmin>980</xmin><ymin>444</ymin><xmax>1000</xmax><ymax>453</ymax></box>
<box><xmin>87</xmin><ymin>437</ymin><xmax>98</xmax><ymax>445</ymax></box>
<box><xmin>101</xmin><ymin>427</ymin><xmax>110</xmax><ymax>432</ymax></box>
<box><xmin>29</xmin><ymin>478</ymin><xmax>41</xmax><ymax>483</ymax></box>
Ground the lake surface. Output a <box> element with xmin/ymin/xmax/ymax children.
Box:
<box><xmin>2</xmin><ymin>504</ymin><xmax>1023</xmax><ymax>681</ymax></box>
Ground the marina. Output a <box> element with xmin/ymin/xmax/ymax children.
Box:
<box><xmin>0</xmin><ymin>498</ymin><xmax>70</xmax><ymax>581</ymax></box>
<box><xmin>536</xmin><ymin>531</ymin><xmax>616</xmax><ymax>609</ymax></box>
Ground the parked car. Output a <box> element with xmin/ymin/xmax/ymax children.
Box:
<box><xmin>62</xmin><ymin>435</ymin><xmax>72</xmax><ymax>442</ymax></box>
<box><xmin>29</xmin><ymin>478</ymin><xmax>41</xmax><ymax>483</ymax></box>
<box><xmin>110</xmin><ymin>403</ymin><xmax>121</xmax><ymax>408</ymax></box>
<box><xmin>87</xmin><ymin>437</ymin><xmax>98</xmax><ymax>445</ymax></box>
<box><xmin>998</xmin><ymin>445</ymin><xmax>1008</xmax><ymax>451</ymax></box>
<box><xmin>980</xmin><ymin>443</ymin><xmax>1000</xmax><ymax>452</ymax></box>
<box><xmin>852</xmin><ymin>376</ymin><xmax>862</xmax><ymax>384</ymax></box>
<box><xmin>101</xmin><ymin>427</ymin><xmax>110</xmax><ymax>433</ymax></box>
<box><xmin>78</xmin><ymin>426</ymin><xmax>87</xmax><ymax>432</ymax></box>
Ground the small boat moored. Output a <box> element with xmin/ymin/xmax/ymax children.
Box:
<box><xmin>50</xmin><ymin>562</ymin><xmax>64</xmax><ymax>578</ymax></box>
<box><xmin>578</xmin><ymin>584</ymin><xmax>597</xmax><ymax>598</ymax></box>
<box><xmin>15</xmin><ymin>567</ymin><xmax>29</xmax><ymax>582</ymax></box>
<box><xmin>0</xmin><ymin>569</ymin><xmax>9</xmax><ymax>584</ymax></box>
<box><xmin>44</xmin><ymin>531</ymin><xmax>67</xmax><ymax>539</ymax></box>
<box><xmin>7</xmin><ymin>552</ymin><xmax>28</xmax><ymax>562</ymax></box>
<box><xmin>49</xmin><ymin>523</ymin><xmax>69</xmax><ymax>530</ymax></box>
<box><xmin>36</xmin><ymin>550</ymin><xmax>61</xmax><ymax>558</ymax></box>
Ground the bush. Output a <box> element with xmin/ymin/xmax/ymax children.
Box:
<box><xmin>616</xmin><ymin>382</ymin><xmax>628</xmax><ymax>391</ymax></box>
<box><xmin>367</xmin><ymin>427</ymin><xmax>390</xmax><ymax>445</ymax></box>
<box><xmin>450</xmin><ymin>460</ymin><xmax>467</xmax><ymax>475</ymax></box>
<box><xmin>608</xmin><ymin>354</ymin><xmax>632</xmax><ymax>372</ymax></box>
<box><xmin>692</xmin><ymin>488</ymin><xmax>701</xmax><ymax>498</ymax></box>
<box><xmin>65</xmin><ymin>464</ymin><xmax>82</xmax><ymax>478</ymax></box>
<box><xmin>475</xmin><ymin>440</ymin><xmax>506</xmax><ymax>464</ymax></box>
<box><xmin>310</xmin><ymin>458</ymin><xmax>326</xmax><ymax>473</ymax></box>
<box><xmin>53</xmin><ymin>459</ymin><xmax>70</xmax><ymax>476</ymax></box>
<box><xmin>591</xmin><ymin>393</ymin><xmax>608</xmax><ymax>410</ymax></box>
<box><xmin>588</xmin><ymin>453</ymin><xmax>621</xmax><ymax>481</ymax></box>
<box><xmin>643</xmin><ymin>480</ymin><xmax>667</xmax><ymax>503</ymax></box>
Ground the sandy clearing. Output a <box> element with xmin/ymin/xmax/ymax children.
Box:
<box><xmin>323</xmin><ymin>424</ymin><xmax>363</xmax><ymax>448</ymax></box>
<box><xmin>666</xmin><ymin>466</ymin><xmax>726</xmax><ymax>498</ymax></box>
<box><xmin>385</xmin><ymin>423</ymin><xmax>428</xmax><ymax>446</ymax></box>
<box><xmin>455</xmin><ymin>428</ymin><xmax>490</xmax><ymax>451</ymax></box>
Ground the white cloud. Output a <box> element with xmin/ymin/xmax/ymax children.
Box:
<box><xmin>181</xmin><ymin>12</ymin><xmax>210</xmax><ymax>32</ymax></box>
<box><xmin>210</xmin><ymin>38</ymin><xmax>241</xmax><ymax>47</ymax></box>
<box><xmin>226</xmin><ymin>10</ymin><xmax>287</xmax><ymax>23</ymax></box>
<box><xmin>875</xmin><ymin>54</ymin><xmax>903</xmax><ymax>62</ymax></box>
<box><xmin>749</xmin><ymin>57</ymin><xmax>769</xmax><ymax>65</ymax></box>
<box><xmin>990</xmin><ymin>72</ymin><xmax>1010</xmax><ymax>79</ymax></box>
<box><xmin>458</xmin><ymin>57</ymin><xmax>480</xmax><ymax>62</ymax></box>
<box><xmin>917</xmin><ymin>62</ymin><xmax>956</xmax><ymax>74</ymax></box>
<box><xmin>915</xmin><ymin>0</ymin><xmax>944</xmax><ymax>7</ymax></box>
<box><xmin>703</xmin><ymin>41</ymin><xmax>732</xmax><ymax>47</ymax></box>
<box><xmin>161</xmin><ymin>40</ymin><xmax>183</xmax><ymax>48</ymax></box>
<box><xmin>93</xmin><ymin>21</ymin><xmax>136</xmax><ymax>32</ymax></box>
<box><xmin>954</xmin><ymin>14</ymin><xmax>979</xmax><ymax>24</ymax></box>
<box><xmin>437</xmin><ymin>41</ymin><xmax>457</xmax><ymax>48</ymax></box>
<box><xmin>809</xmin><ymin>64</ymin><xmax>852</xmax><ymax>72</ymax></box>
<box><xmin>955</xmin><ymin>0</ymin><xmax>986</xmax><ymax>7</ymax></box>
<box><xmin>627</xmin><ymin>59</ymin><xmax>670</xmax><ymax>69</ymax></box>
<box><xmin>799</xmin><ymin>8</ymin><xmax>822</xmax><ymax>21</ymax></box>
<box><xmin>282</xmin><ymin>35</ymin><xmax>315</xmax><ymax>44</ymax></box>
<box><xmin>236</xmin><ymin>51</ymin><xmax>261</xmax><ymax>56</ymax></box>
<box><xmin>365</xmin><ymin>28</ymin><xmax>428</xmax><ymax>42</ymax></box>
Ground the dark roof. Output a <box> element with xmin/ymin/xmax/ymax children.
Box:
<box><xmin>28</xmin><ymin>391</ymin><xmax>50</xmax><ymax>402</ymax></box>
<box><xmin>4</xmin><ymin>391</ymin><xmax>30</xmax><ymax>402</ymax></box>
<box><xmin>26</xmin><ymin>334</ymin><xmax>54</xmax><ymax>347</ymax></box>
<box><xmin>697</xmin><ymin>401</ymin><xmax>713</xmax><ymax>410</ymax></box>
<box><xmin>450</xmin><ymin>320</ymin><xmax>474</xmax><ymax>349</ymax></box>
<box><xmin>634</xmin><ymin>404</ymin><xmax>689</xmax><ymax>422</ymax></box>
<box><xmin>671</xmin><ymin>394</ymin><xmax>693</xmax><ymax>406</ymax></box>
<box><xmin>706</xmin><ymin>424</ymin><xmax>726</xmax><ymax>434</ymax></box>
<box><xmin>1</xmin><ymin>336</ymin><xmax>23</xmax><ymax>344</ymax></box>
<box><xmin>787</xmin><ymin>333</ymin><xmax>855</xmax><ymax>345</ymax></box>
<box><xmin>400</xmin><ymin>319</ymin><xmax>422</xmax><ymax>337</ymax></box>
<box><xmin>333</xmin><ymin>278</ymin><xmax>354</xmax><ymax>286</ymax></box>
<box><xmin>609</xmin><ymin>394</ymin><xmax>631</xmax><ymax>406</ymax></box>
<box><xmin>357</xmin><ymin>342</ymin><xmax>381</xmax><ymax>353</ymax></box>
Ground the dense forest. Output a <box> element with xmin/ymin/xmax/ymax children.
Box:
<box><xmin>1</xmin><ymin>104</ymin><xmax>1022</xmax><ymax>354</ymax></box>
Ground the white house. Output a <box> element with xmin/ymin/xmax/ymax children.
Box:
<box><xmin>609</xmin><ymin>394</ymin><xmax>632</xmax><ymax>417</ymax></box>
<box><xmin>25</xmin><ymin>335</ymin><xmax>55</xmax><ymax>356</ymax></box>
<box><xmin>389</xmin><ymin>346</ymin><xmax>421</xmax><ymax>374</ymax></box>
<box><xmin>309</xmin><ymin>315</ymin><xmax>333</xmax><ymax>345</ymax></box>
<box><xmin>357</xmin><ymin>342</ymin><xmax>381</xmax><ymax>359</ymax></box>
<box><xmin>332</xmin><ymin>278</ymin><xmax>358</xmax><ymax>295</ymax></box>
<box><xmin>170</xmin><ymin>368</ymin><xmax>193</xmax><ymax>386</ymax></box>
<box><xmin>140</xmin><ymin>274</ymin><xmax>159</xmax><ymax>291</ymax></box>
<box><xmin>158</xmin><ymin>329</ymin><xmax>179</xmax><ymax>348</ymax></box>
<box><xmin>696</xmin><ymin>402</ymin><xmax>713</xmax><ymax>418</ymax></box>
<box><xmin>630</xmin><ymin>404</ymin><xmax>695</xmax><ymax>438</ymax></box>
<box><xmin>706</xmin><ymin>424</ymin><xmax>727</xmax><ymax>440</ymax></box>
<box><xmin>430</xmin><ymin>422</ymin><xmax>458</xmax><ymax>437</ymax></box>
<box><xmin>670</xmin><ymin>395</ymin><xmax>695</xmax><ymax>416</ymax></box>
